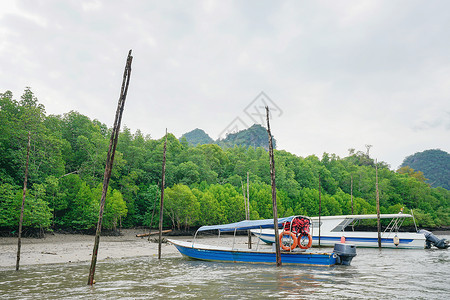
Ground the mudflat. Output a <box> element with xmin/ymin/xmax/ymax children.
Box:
<box><xmin>0</xmin><ymin>229</ymin><xmax>183</xmax><ymax>268</ymax></box>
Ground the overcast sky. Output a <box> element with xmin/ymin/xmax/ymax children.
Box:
<box><xmin>1</xmin><ymin>0</ymin><xmax>449</xmax><ymax>170</ymax></box>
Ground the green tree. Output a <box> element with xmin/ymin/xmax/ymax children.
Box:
<box><xmin>164</xmin><ymin>184</ymin><xmax>200</xmax><ymax>230</ymax></box>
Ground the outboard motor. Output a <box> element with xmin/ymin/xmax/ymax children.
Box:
<box><xmin>418</xmin><ymin>229</ymin><xmax>450</xmax><ymax>249</ymax></box>
<box><xmin>333</xmin><ymin>243</ymin><xmax>357</xmax><ymax>265</ymax></box>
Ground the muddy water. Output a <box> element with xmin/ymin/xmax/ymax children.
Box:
<box><xmin>1</xmin><ymin>234</ymin><xmax>449</xmax><ymax>299</ymax></box>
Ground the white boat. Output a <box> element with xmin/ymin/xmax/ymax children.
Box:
<box><xmin>251</xmin><ymin>213</ymin><xmax>449</xmax><ymax>249</ymax></box>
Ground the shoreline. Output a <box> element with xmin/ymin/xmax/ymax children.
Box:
<box><xmin>2</xmin><ymin>228</ymin><xmax>449</xmax><ymax>269</ymax></box>
<box><xmin>0</xmin><ymin>229</ymin><xmax>185</xmax><ymax>268</ymax></box>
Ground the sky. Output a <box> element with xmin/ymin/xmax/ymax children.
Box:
<box><xmin>1</xmin><ymin>0</ymin><xmax>449</xmax><ymax>170</ymax></box>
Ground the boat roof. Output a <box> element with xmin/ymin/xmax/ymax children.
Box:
<box><xmin>198</xmin><ymin>215</ymin><xmax>308</xmax><ymax>232</ymax></box>
<box><xmin>309</xmin><ymin>213</ymin><xmax>412</xmax><ymax>220</ymax></box>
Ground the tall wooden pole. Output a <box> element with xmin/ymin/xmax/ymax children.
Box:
<box><xmin>241</xmin><ymin>181</ymin><xmax>247</xmax><ymax>219</ymax></box>
<box><xmin>376</xmin><ymin>159</ymin><xmax>381</xmax><ymax>248</ymax></box>
<box><xmin>350</xmin><ymin>173</ymin><xmax>354</xmax><ymax>215</ymax></box>
<box><xmin>318</xmin><ymin>173</ymin><xmax>321</xmax><ymax>247</ymax></box>
<box><xmin>16</xmin><ymin>131</ymin><xmax>30</xmax><ymax>271</ymax></box>
<box><xmin>266</xmin><ymin>106</ymin><xmax>281</xmax><ymax>267</ymax></box>
<box><xmin>158</xmin><ymin>129</ymin><xmax>168</xmax><ymax>260</ymax></box>
<box><xmin>247</xmin><ymin>171</ymin><xmax>251</xmax><ymax>249</ymax></box>
<box><xmin>88</xmin><ymin>50</ymin><xmax>133</xmax><ymax>285</ymax></box>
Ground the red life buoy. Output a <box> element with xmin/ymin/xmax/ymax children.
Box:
<box><xmin>279</xmin><ymin>231</ymin><xmax>298</xmax><ymax>251</ymax></box>
<box><xmin>298</xmin><ymin>234</ymin><xmax>313</xmax><ymax>249</ymax></box>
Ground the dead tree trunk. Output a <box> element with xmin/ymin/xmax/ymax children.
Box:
<box><xmin>158</xmin><ymin>129</ymin><xmax>168</xmax><ymax>260</ymax></box>
<box><xmin>266</xmin><ymin>106</ymin><xmax>281</xmax><ymax>267</ymax></box>
<box><xmin>16</xmin><ymin>131</ymin><xmax>31</xmax><ymax>271</ymax></box>
<box><xmin>88</xmin><ymin>50</ymin><xmax>133</xmax><ymax>285</ymax></box>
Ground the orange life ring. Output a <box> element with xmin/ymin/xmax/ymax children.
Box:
<box><xmin>279</xmin><ymin>231</ymin><xmax>298</xmax><ymax>251</ymax></box>
<box><xmin>298</xmin><ymin>234</ymin><xmax>313</xmax><ymax>249</ymax></box>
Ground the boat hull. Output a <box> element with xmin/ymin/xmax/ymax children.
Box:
<box><xmin>252</xmin><ymin>230</ymin><xmax>426</xmax><ymax>249</ymax></box>
<box><xmin>169</xmin><ymin>239</ymin><xmax>339</xmax><ymax>266</ymax></box>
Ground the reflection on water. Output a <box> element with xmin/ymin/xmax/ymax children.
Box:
<box><xmin>1</xmin><ymin>236</ymin><xmax>449</xmax><ymax>299</ymax></box>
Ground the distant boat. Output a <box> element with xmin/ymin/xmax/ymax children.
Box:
<box><xmin>168</xmin><ymin>216</ymin><xmax>356</xmax><ymax>266</ymax></box>
<box><xmin>251</xmin><ymin>213</ymin><xmax>449</xmax><ymax>249</ymax></box>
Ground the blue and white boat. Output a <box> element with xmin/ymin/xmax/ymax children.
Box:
<box><xmin>168</xmin><ymin>216</ymin><xmax>356</xmax><ymax>266</ymax></box>
<box><xmin>251</xmin><ymin>213</ymin><xmax>449</xmax><ymax>249</ymax></box>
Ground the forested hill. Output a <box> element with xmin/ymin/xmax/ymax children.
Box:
<box><xmin>217</xmin><ymin>124</ymin><xmax>275</xmax><ymax>150</ymax></box>
<box><xmin>180</xmin><ymin>124</ymin><xmax>276</xmax><ymax>150</ymax></box>
<box><xmin>1</xmin><ymin>88</ymin><xmax>449</xmax><ymax>233</ymax></box>
<box><xmin>400</xmin><ymin>149</ymin><xmax>450</xmax><ymax>190</ymax></box>
<box><xmin>180</xmin><ymin>128</ymin><xmax>214</xmax><ymax>146</ymax></box>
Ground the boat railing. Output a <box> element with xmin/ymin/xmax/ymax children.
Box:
<box><xmin>349</xmin><ymin>219</ymin><xmax>360</xmax><ymax>231</ymax></box>
<box><xmin>384</xmin><ymin>216</ymin><xmax>406</xmax><ymax>233</ymax></box>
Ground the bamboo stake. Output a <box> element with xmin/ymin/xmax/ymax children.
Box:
<box><xmin>247</xmin><ymin>171</ymin><xmax>251</xmax><ymax>249</ymax></box>
<box><xmin>158</xmin><ymin>129</ymin><xmax>168</xmax><ymax>260</ymax></box>
<box><xmin>265</xmin><ymin>106</ymin><xmax>281</xmax><ymax>267</ymax></box>
<box><xmin>16</xmin><ymin>131</ymin><xmax>30</xmax><ymax>271</ymax></box>
<box><xmin>88</xmin><ymin>50</ymin><xmax>133</xmax><ymax>285</ymax></box>
<box><xmin>376</xmin><ymin>159</ymin><xmax>381</xmax><ymax>248</ymax></box>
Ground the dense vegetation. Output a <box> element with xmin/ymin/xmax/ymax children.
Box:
<box><xmin>1</xmin><ymin>88</ymin><xmax>449</xmax><ymax>233</ymax></box>
<box><xmin>400</xmin><ymin>149</ymin><xmax>450</xmax><ymax>190</ymax></box>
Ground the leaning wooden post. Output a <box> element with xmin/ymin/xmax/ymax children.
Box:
<box><xmin>318</xmin><ymin>173</ymin><xmax>321</xmax><ymax>247</ymax></box>
<box><xmin>88</xmin><ymin>50</ymin><xmax>133</xmax><ymax>285</ymax></box>
<box><xmin>266</xmin><ymin>106</ymin><xmax>281</xmax><ymax>267</ymax></box>
<box><xmin>247</xmin><ymin>171</ymin><xmax>252</xmax><ymax>249</ymax></box>
<box><xmin>375</xmin><ymin>159</ymin><xmax>381</xmax><ymax>248</ymax></box>
<box><xmin>158</xmin><ymin>129</ymin><xmax>168</xmax><ymax>260</ymax></box>
<box><xmin>16</xmin><ymin>131</ymin><xmax>31</xmax><ymax>271</ymax></box>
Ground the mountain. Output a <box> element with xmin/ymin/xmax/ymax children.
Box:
<box><xmin>180</xmin><ymin>128</ymin><xmax>214</xmax><ymax>146</ymax></box>
<box><xmin>179</xmin><ymin>124</ymin><xmax>276</xmax><ymax>150</ymax></box>
<box><xmin>400</xmin><ymin>149</ymin><xmax>450</xmax><ymax>190</ymax></box>
<box><xmin>217</xmin><ymin>124</ymin><xmax>275</xmax><ymax>150</ymax></box>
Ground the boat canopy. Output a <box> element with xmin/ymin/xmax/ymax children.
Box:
<box><xmin>197</xmin><ymin>216</ymin><xmax>303</xmax><ymax>232</ymax></box>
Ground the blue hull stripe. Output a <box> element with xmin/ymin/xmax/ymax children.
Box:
<box><xmin>257</xmin><ymin>233</ymin><xmax>414</xmax><ymax>245</ymax></box>
<box><xmin>311</xmin><ymin>236</ymin><xmax>414</xmax><ymax>244</ymax></box>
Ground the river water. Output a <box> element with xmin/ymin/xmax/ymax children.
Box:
<box><xmin>1</xmin><ymin>234</ymin><xmax>449</xmax><ymax>299</ymax></box>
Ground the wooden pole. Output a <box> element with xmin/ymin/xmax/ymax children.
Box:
<box><xmin>158</xmin><ymin>129</ymin><xmax>168</xmax><ymax>260</ymax></box>
<box><xmin>350</xmin><ymin>173</ymin><xmax>354</xmax><ymax>215</ymax></box>
<box><xmin>376</xmin><ymin>159</ymin><xmax>381</xmax><ymax>248</ymax></box>
<box><xmin>147</xmin><ymin>190</ymin><xmax>159</xmax><ymax>241</ymax></box>
<box><xmin>266</xmin><ymin>106</ymin><xmax>281</xmax><ymax>267</ymax></box>
<box><xmin>16</xmin><ymin>131</ymin><xmax>30</xmax><ymax>271</ymax></box>
<box><xmin>241</xmin><ymin>180</ymin><xmax>247</xmax><ymax>219</ymax></box>
<box><xmin>318</xmin><ymin>173</ymin><xmax>321</xmax><ymax>247</ymax></box>
<box><xmin>247</xmin><ymin>171</ymin><xmax>251</xmax><ymax>249</ymax></box>
<box><xmin>88</xmin><ymin>50</ymin><xmax>133</xmax><ymax>285</ymax></box>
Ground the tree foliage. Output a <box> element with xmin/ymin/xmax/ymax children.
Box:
<box><xmin>0</xmin><ymin>88</ymin><xmax>449</xmax><ymax>232</ymax></box>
